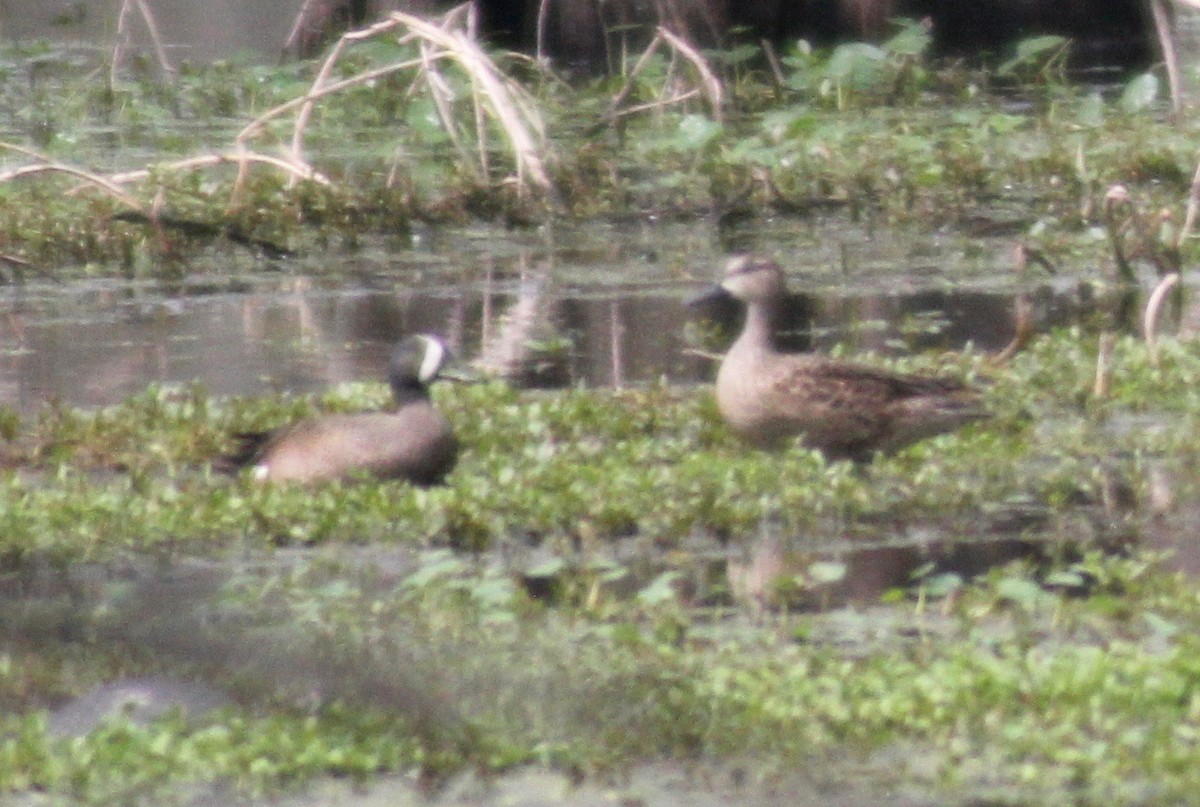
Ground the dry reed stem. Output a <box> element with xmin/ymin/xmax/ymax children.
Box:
<box><xmin>3</xmin><ymin>4</ymin><xmax>552</xmax><ymax>234</ymax></box>
<box><xmin>536</xmin><ymin>0</ymin><xmax>551</xmax><ymax>62</ymax></box>
<box><xmin>239</xmin><ymin>56</ymin><xmax>425</xmax><ymax>146</ymax></box>
<box><xmin>419</xmin><ymin>39</ymin><xmax>477</xmax><ymax>173</ymax></box>
<box><xmin>988</xmin><ymin>245</ymin><xmax>1053</xmax><ymax>366</ymax></box>
<box><xmin>0</xmin><ymin>145</ymin><xmax>145</xmax><ymax>210</ymax></box>
<box><xmin>761</xmin><ymin>38</ymin><xmax>786</xmax><ymax>91</ymax></box>
<box><xmin>603</xmin><ymin>31</ymin><xmax>666</xmax><ymax>120</ymax></box>
<box><xmin>1151</xmin><ymin>0</ymin><xmax>1182</xmax><ymax>115</ymax></box>
<box><xmin>0</xmin><ymin>148</ymin><xmax>329</xmax><ymax>224</ymax></box>
<box><xmin>392</xmin><ymin>9</ymin><xmax>554</xmax><ymax>199</ymax></box>
<box><xmin>112</xmin><ymin>0</ymin><xmax>176</xmax><ymax>85</ymax></box>
<box><xmin>404</xmin><ymin>11</ymin><xmax>553</xmax><ymax>194</ymax></box>
<box><xmin>990</xmin><ymin>296</ymin><xmax>1033</xmax><ymax>366</ymax></box>
<box><xmin>1103</xmin><ymin>182</ymin><xmax>1186</xmax><ymax>278</ymax></box>
<box><xmin>111</xmin><ymin>0</ymin><xmax>134</xmax><ymax>87</ymax></box>
<box><xmin>107</xmin><ymin>153</ymin><xmax>330</xmax><ymax>186</ymax></box>
<box><xmin>0</xmin><ymin>142</ymin><xmax>328</xmax><ymax>234</ymax></box>
<box><xmin>600</xmin><ymin>26</ymin><xmax>724</xmax><ymax>127</ymax></box>
<box><xmin>1179</xmin><ymin>158</ymin><xmax>1200</xmax><ymax>248</ymax></box>
<box><xmin>135</xmin><ymin>0</ymin><xmax>175</xmax><ymax>77</ymax></box>
<box><xmin>272</xmin><ymin>5</ymin><xmax>553</xmax><ymax>202</ymax></box>
<box><xmin>472</xmin><ymin>66</ymin><xmax>491</xmax><ymax>178</ymax></box>
<box><xmin>619</xmin><ymin>90</ymin><xmax>703</xmax><ymax>117</ymax></box>
<box><xmin>1103</xmin><ymin>184</ymin><xmax>1137</xmax><ymax>282</ymax></box>
<box><xmin>657</xmin><ymin>26</ymin><xmax>725</xmax><ymax>121</ymax></box>
<box><xmin>1094</xmin><ymin>332</ymin><xmax>1116</xmax><ymax>399</ymax></box>
<box><xmin>1144</xmin><ymin>271</ymin><xmax>1181</xmax><ymax>366</ymax></box>
<box><xmin>281</xmin><ymin>0</ymin><xmax>323</xmax><ymax>57</ymax></box>
<box><xmin>285</xmin><ymin>14</ymin><xmax>411</xmax><ymax>170</ymax></box>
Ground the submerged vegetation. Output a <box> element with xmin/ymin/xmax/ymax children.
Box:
<box><xmin>4</xmin><ymin>6</ymin><xmax>1200</xmax><ymax>805</ymax></box>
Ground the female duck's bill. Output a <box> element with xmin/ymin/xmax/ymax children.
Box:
<box><xmin>222</xmin><ymin>334</ymin><xmax>458</xmax><ymax>484</ymax></box>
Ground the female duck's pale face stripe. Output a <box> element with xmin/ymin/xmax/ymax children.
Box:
<box><xmin>416</xmin><ymin>335</ymin><xmax>445</xmax><ymax>383</ymax></box>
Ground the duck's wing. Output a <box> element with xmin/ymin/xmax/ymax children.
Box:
<box><xmin>752</xmin><ymin>359</ymin><xmax>893</xmax><ymax>452</ymax></box>
<box><xmin>214</xmin><ymin>429</ymin><xmax>279</xmax><ymax>474</ymax></box>
<box><xmin>807</xmin><ymin>359</ymin><xmax>973</xmax><ymax>399</ymax></box>
<box><xmin>820</xmin><ymin>360</ymin><xmax>969</xmax><ymax>396</ymax></box>
<box><xmin>214</xmin><ymin>418</ymin><xmax>336</xmax><ymax>478</ymax></box>
<box><xmin>239</xmin><ymin>416</ymin><xmax>379</xmax><ymax>482</ymax></box>
<box><xmin>767</xmin><ymin>358</ymin><xmax>953</xmax><ymax>411</ymax></box>
<box><xmin>767</xmin><ymin>358</ymin><xmax>985</xmax><ymax>460</ymax></box>
<box><xmin>220</xmin><ymin>411</ymin><xmax>456</xmax><ymax>485</ymax></box>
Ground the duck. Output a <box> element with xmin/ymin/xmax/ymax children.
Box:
<box><xmin>222</xmin><ymin>334</ymin><xmax>458</xmax><ymax>484</ymax></box>
<box><xmin>690</xmin><ymin>255</ymin><xmax>988</xmax><ymax>462</ymax></box>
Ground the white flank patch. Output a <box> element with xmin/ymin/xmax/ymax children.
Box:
<box><xmin>417</xmin><ymin>335</ymin><xmax>445</xmax><ymax>383</ymax></box>
<box><xmin>252</xmin><ymin>464</ymin><xmax>270</xmax><ymax>481</ymax></box>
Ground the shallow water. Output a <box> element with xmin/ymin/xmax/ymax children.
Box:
<box><xmin>0</xmin><ymin>220</ymin><xmax>1088</xmax><ymax>413</ymax></box>
<box><xmin>0</xmin><ymin>217</ymin><xmax>1176</xmax><ymax>609</ymax></box>
<box><xmin>0</xmin><ymin>218</ymin><xmax>1141</xmax><ymax>611</ymax></box>
<box><xmin>0</xmin><ymin>220</ymin><xmax>1184</xmax><ymax>807</ymax></box>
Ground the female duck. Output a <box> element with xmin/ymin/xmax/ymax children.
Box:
<box><xmin>694</xmin><ymin>256</ymin><xmax>987</xmax><ymax>462</ymax></box>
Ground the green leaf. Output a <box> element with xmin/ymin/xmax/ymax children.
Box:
<box><xmin>469</xmin><ymin>576</ymin><xmax>518</xmax><ymax>608</ymax></box>
<box><xmin>637</xmin><ymin>571</ymin><xmax>681</xmax><ymax>606</ymax></box>
<box><xmin>1143</xmin><ymin>611</ymin><xmax>1180</xmax><ymax>638</ymax></box>
<box><xmin>998</xmin><ymin>34</ymin><xmax>1069</xmax><ymax>76</ymax></box>
<box><xmin>1077</xmin><ymin>92</ymin><xmax>1106</xmax><ymax>127</ymax></box>
<box><xmin>922</xmin><ymin>573</ymin><xmax>963</xmax><ymax>598</ymax></box>
<box><xmin>675</xmin><ymin>114</ymin><xmax>723</xmax><ymax>151</ymax></box>
<box><xmin>824</xmin><ymin>43</ymin><xmax>887</xmax><ymax>90</ymax></box>
<box><xmin>995</xmin><ymin>576</ymin><xmax>1045</xmax><ymax>609</ymax></box>
<box><xmin>808</xmin><ymin>561</ymin><xmax>847</xmax><ymax>585</ymax></box>
<box><xmin>1120</xmin><ymin>72</ymin><xmax>1159</xmax><ymax>114</ymax></box>
<box><xmin>526</xmin><ymin>556</ymin><xmax>566</xmax><ymax>578</ymax></box>
<box><xmin>884</xmin><ymin>18</ymin><xmax>931</xmax><ymax>58</ymax></box>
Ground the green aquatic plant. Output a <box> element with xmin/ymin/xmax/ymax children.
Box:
<box><xmin>7</xmin><ymin>542</ymin><xmax>1200</xmax><ymax>802</ymax></box>
<box><xmin>782</xmin><ymin>17</ymin><xmax>934</xmax><ymax>109</ymax></box>
<box><xmin>997</xmin><ymin>34</ymin><xmax>1072</xmax><ymax>88</ymax></box>
<box><xmin>0</xmin><ymin>325</ymin><xmax>1191</xmax><ymax>566</ymax></box>
<box><xmin>0</xmin><ymin>22</ymin><xmax>1195</xmax><ymax>274</ymax></box>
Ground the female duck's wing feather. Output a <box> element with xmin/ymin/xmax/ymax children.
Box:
<box><xmin>763</xmin><ymin>358</ymin><xmax>986</xmax><ymax>460</ymax></box>
<box><xmin>796</xmin><ymin>359</ymin><xmax>972</xmax><ymax>399</ymax></box>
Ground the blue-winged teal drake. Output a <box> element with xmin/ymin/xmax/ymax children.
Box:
<box><xmin>224</xmin><ymin>334</ymin><xmax>457</xmax><ymax>484</ymax></box>
<box><xmin>693</xmin><ymin>255</ymin><xmax>988</xmax><ymax>462</ymax></box>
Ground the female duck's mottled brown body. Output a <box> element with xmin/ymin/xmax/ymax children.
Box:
<box><xmin>703</xmin><ymin>256</ymin><xmax>987</xmax><ymax>461</ymax></box>
<box><xmin>224</xmin><ymin>334</ymin><xmax>457</xmax><ymax>484</ymax></box>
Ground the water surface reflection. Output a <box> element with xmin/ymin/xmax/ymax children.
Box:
<box><xmin>0</xmin><ymin>262</ymin><xmax>1088</xmax><ymax>413</ymax></box>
